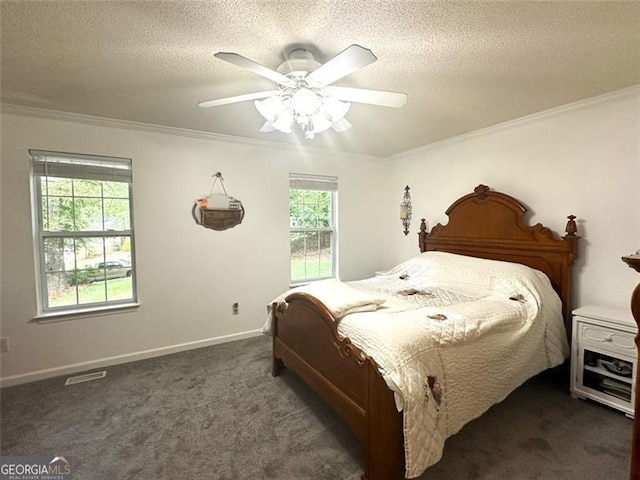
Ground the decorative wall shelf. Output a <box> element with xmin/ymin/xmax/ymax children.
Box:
<box><xmin>192</xmin><ymin>172</ymin><xmax>245</xmax><ymax>231</ymax></box>
<box><xmin>192</xmin><ymin>205</ymin><xmax>245</xmax><ymax>231</ymax></box>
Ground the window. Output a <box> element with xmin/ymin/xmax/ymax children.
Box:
<box><xmin>30</xmin><ymin>150</ymin><xmax>137</xmax><ymax>314</ymax></box>
<box><xmin>289</xmin><ymin>173</ymin><xmax>337</xmax><ymax>283</ymax></box>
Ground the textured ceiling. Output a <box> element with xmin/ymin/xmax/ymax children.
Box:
<box><xmin>1</xmin><ymin>1</ymin><xmax>639</xmax><ymax>158</ymax></box>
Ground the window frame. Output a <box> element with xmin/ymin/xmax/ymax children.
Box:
<box><xmin>289</xmin><ymin>173</ymin><xmax>338</xmax><ymax>285</ymax></box>
<box><xmin>30</xmin><ymin>149</ymin><xmax>138</xmax><ymax>317</ymax></box>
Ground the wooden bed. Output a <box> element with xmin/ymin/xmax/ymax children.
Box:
<box><xmin>271</xmin><ymin>184</ymin><xmax>579</xmax><ymax>480</ymax></box>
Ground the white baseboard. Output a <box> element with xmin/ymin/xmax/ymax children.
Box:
<box><xmin>0</xmin><ymin>329</ymin><xmax>263</xmax><ymax>388</ymax></box>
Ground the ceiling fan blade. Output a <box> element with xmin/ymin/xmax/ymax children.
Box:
<box><xmin>198</xmin><ymin>90</ymin><xmax>279</xmax><ymax>108</ymax></box>
<box><xmin>306</xmin><ymin>45</ymin><xmax>377</xmax><ymax>87</ymax></box>
<box><xmin>215</xmin><ymin>52</ymin><xmax>296</xmax><ymax>88</ymax></box>
<box><xmin>325</xmin><ymin>86</ymin><xmax>407</xmax><ymax>108</ymax></box>
<box><xmin>259</xmin><ymin>121</ymin><xmax>276</xmax><ymax>133</ymax></box>
<box><xmin>331</xmin><ymin>117</ymin><xmax>352</xmax><ymax>133</ymax></box>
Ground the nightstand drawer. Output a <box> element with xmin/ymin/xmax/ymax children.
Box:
<box><xmin>579</xmin><ymin>322</ymin><xmax>636</xmax><ymax>351</ymax></box>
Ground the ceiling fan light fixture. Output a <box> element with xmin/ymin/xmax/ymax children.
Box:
<box><xmin>203</xmin><ymin>45</ymin><xmax>408</xmax><ymax>140</ymax></box>
<box><xmin>310</xmin><ymin>111</ymin><xmax>333</xmax><ymax>134</ymax></box>
<box><xmin>291</xmin><ymin>88</ymin><xmax>321</xmax><ymax>116</ymax></box>
<box><xmin>322</xmin><ymin>97</ymin><xmax>351</xmax><ymax>122</ymax></box>
<box><xmin>254</xmin><ymin>95</ymin><xmax>284</xmax><ymax>122</ymax></box>
<box><xmin>271</xmin><ymin>107</ymin><xmax>294</xmax><ymax>133</ymax></box>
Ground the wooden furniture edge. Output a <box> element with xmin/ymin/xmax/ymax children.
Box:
<box><xmin>622</xmin><ymin>254</ymin><xmax>640</xmax><ymax>480</ymax></box>
<box><xmin>272</xmin><ymin>294</ymin><xmax>405</xmax><ymax>479</ymax></box>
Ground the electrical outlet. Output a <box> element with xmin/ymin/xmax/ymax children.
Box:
<box><xmin>0</xmin><ymin>337</ymin><xmax>9</xmax><ymax>353</ymax></box>
<box><xmin>232</xmin><ymin>302</ymin><xmax>239</xmax><ymax>315</ymax></box>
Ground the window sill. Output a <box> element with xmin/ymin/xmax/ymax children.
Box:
<box><xmin>33</xmin><ymin>302</ymin><xmax>141</xmax><ymax>324</ymax></box>
<box><xmin>289</xmin><ymin>276</ymin><xmax>337</xmax><ymax>289</ymax></box>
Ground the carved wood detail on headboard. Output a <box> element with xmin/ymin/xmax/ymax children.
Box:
<box><xmin>418</xmin><ymin>185</ymin><xmax>579</xmax><ymax>334</ymax></box>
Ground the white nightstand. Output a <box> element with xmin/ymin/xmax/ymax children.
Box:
<box><xmin>571</xmin><ymin>305</ymin><xmax>637</xmax><ymax>418</ymax></box>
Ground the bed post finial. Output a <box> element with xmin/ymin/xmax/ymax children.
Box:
<box><xmin>564</xmin><ymin>215</ymin><xmax>577</xmax><ymax>237</ymax></box>
<box><xmin>563</xmin><ymin>215</ymin><xmax>579</xmax><ymax>272</ymax></box>
<box><xmin>418</xmin><ymin>219</ymin><xmax>428</xmax><ymax>253</ymax></box>
<box><xmin>474</xmin><ymin>184</ymin><xmax>490</xmax><ymax>200</ymax></box>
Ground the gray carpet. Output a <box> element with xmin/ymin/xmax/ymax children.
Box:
<box><xmin>0</xmin><ymin>335</ymin><xmax>633</xmax><ymax>479</ymax></box>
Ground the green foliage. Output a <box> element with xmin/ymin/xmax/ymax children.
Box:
<box><xmin>290</xmin><ymin>258</ymin><xmax>332</xmax><ymax>282</ymax></box>
<box><xmin>48</xmin><ymin>277</ymin><xmax>133</xmax><ymax>308</ymax></box>
<box><xmin>43</xmin><ymin>177</ymin><xmax>130</xmax><ymax>233</ymax></box>
<box><xmin>121</xmin><ymin>237</ymin><xmax>131</xmax><ymax>252</ymax></box>
<box><xmin>289</xmin><ymin>189</ymin><xmax>332</xmax><ymax>228</ymax></box>
<box><xmin>67</xmin><ymin>268</ymin><xmax>99</xmax><ymax>286</ymax></box>
<box><xmin>290</xmin><ymin>231</ymin><xmax>331</xmax><ymax>256</ymax></box>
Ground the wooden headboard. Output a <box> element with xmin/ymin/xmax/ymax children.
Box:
<box><xmin>418</xmin><ymin>185</ymin><xmax>579</xmax><ymax>334</ymax></box>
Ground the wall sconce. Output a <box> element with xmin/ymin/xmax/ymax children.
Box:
<box><xmin>400</xmin><ymin>185</ymin><xmax>412</xmax><ymax>235</ymax></box>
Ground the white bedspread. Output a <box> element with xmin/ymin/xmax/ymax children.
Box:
<box><xmin>281</xmin><ymin>278</ymin><xmax>386</xmax><ymax>319</ymax></box>
<box><xmin>265</xmin><ymin>252</ymin><xmax>570</xmax><ymax>478</ymax></box>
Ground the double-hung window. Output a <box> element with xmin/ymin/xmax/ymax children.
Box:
<box><xmin>289</xmin><ymin>173</ymin><xmax>337</xmax><ymax>284</ymax></box>
<box><xmin>30</xmin><ymin>150</ymin><xmax>137</xmax><ymax>314</ymax></box>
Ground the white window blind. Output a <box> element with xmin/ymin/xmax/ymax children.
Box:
<box><xmin>30</xmin><ymin>149</ymin><xmax>132</xmax><ymax>183</ymax></box>
<box><xmin>289</xmin><ymin>173</ymin><xmax>338</xmax><ymax>192</ymax></box>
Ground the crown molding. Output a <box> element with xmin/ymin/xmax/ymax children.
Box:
<box><xmin>0</xmin><ymin>103</ymin><xmax>382</xmax><ymax>162</ymax></box>
<box><xmin>4</xmin><ymin>84</ymin><xmax>637</xmax><ymax>163</ymax></box>
<box><xmin>388</xmin><ymin>84</ymin><xmax>640</xmax><ymax>161</ymax></box>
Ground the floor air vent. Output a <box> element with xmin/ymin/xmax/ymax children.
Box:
<box><xmin>65</xmin><ymin>370</ymin><xmax>107</xmax><ymax>385</ymax></box>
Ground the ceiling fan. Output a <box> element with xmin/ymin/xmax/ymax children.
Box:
<box><xmin>198</xmin><ymin>45</ymin><xmax>408</xmax><ymax>139</ymax></box>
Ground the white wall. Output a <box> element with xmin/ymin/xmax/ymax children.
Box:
<box><xmin>382</xmin><ymin>87</ymin><xmax>640</xmax><ymax>311</ymax></box>
<box><xmin>0</xmin><ymin>109</ymin><xmax>387</xmax><ymax>384</ymax></box>
<box><xmin>2</xmin><ymin>86</ymin><xmax>638</xmax><ymax>386</ymax></box>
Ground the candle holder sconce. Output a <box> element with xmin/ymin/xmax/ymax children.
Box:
<box><xmin>400</xmin><ymin>185</ymin><xmax>412</xmax><ymax>235</ymax></box>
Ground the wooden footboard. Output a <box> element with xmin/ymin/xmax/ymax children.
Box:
<box><xmin>272</xmin><ymin>293</ymin><xmax>405</xmax><ymax>480</ymax></box>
